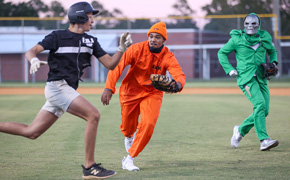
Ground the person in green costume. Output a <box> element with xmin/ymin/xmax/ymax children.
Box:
<box><xmin>218</xmin><ymin>13</ymin><xmax>279</xmax><ymax>151</ymax></box>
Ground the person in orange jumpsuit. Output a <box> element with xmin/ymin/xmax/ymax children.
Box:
<box><xmin>101</xmin><ymin>21</ymin><xmax>186</xmax><ymax>171</ymax></box>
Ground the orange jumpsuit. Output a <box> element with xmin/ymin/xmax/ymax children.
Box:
<box><xmin>105</xmin><ymin>40</ymin><xmax>186</xmax><ymax>157</ymax></box>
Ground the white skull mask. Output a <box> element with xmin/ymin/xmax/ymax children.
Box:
<box><xmin>244</xmin><ymin>15</ymin><xmax>260</xmax><ymax>35</ymax></box>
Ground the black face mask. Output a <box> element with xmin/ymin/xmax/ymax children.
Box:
<box><xmin>149</xmin><ymin>44</ymin><xmax>164</xmax><ymax>53</ymax></box>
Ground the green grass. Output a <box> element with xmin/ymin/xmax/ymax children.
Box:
<box><xmin>0</xmin><ymin>93</ymin><xmax>290</xmax><ymax>180</ymax></box>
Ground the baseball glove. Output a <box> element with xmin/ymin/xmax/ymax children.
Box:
<box><xmin>260</xmin><ymin>62</ymin><xmax>278</xmax><ymax>80</ymax></box>
<box><xmin>150</xmin><ymin>74</ymin><xmax>180</xmax><ymax>93</ymax></box>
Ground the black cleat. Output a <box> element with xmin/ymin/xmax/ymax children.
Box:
<box><xmin>82</xmin><ymin>163</ymin><xmax>116</xmax><ymax>179</ymax></box>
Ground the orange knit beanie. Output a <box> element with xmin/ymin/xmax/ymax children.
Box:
<box><xmin>147</xmin><ymin>21</ymin><xmax>167</xmax><ymax>40</ymax></box>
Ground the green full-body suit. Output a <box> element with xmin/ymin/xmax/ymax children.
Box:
<box><xmin>218</xmin><ymin>14</ymin><xmax>278</xmax><ymax>141</ymax></box>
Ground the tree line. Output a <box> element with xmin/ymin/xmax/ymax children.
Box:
<box><xmin>0</xmin><ymin>0</ymin><xmax>289</xmax><ymax>36</ymax></box>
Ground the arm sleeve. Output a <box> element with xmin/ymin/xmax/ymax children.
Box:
<box><xmin>38</xmin><ymin>32</ymin><xmax>58</xmax><ymax>51</ymax></box>
<box><xmin>104</xmin><ymin>46</ymin><xmax>133</xmax><ymax>94</ymax></box>
<box><xmin>167</xmin><ymin>56</ymin><xmax>186</xmax><ymax>92</ymax></box>
<box><xmin>217</xmin><ymin>38</ymin><xmax>236</xmax><ymax>75</ymax></box>
<box><xmin>266</xmin><ymin>36</ymin><xmax>278</xmax><ymax>65</ymax></box>
<box><xmin>93</xmin><ymin>37</ymin><xmax>107</xmax><ymax>58</ymax></box>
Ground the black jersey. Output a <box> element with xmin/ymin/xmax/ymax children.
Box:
<box><xmin>38</xmin><ymin>29</ymin><xmax>107</xmax><ymax>89</ymax></box>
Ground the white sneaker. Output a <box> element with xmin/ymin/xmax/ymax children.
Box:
<box><xmin>231</xmin><ymin>125</ymin><xmax>243</xmax><ymax>148</ymax></box>
<box><xmin>260</xmin><ymin>138</ymin><xmax>279</xmax><ymax>151</ymax></box>
<box><xmin>124</xmin><ymin>132</ymin><xmax>136</xmax><ymax>153</ymax></box>
<box><xmin>122</xmin><ymin>155</ymin><xmax>139</xmax><ymax>171</ymax></box>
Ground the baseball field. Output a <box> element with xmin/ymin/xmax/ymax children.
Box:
<box><xmin>0</xmin><ymin>81</ymin><xmax>290</xmax><ymax>180</ymax></box>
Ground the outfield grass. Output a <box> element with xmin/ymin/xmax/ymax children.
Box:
<box><xmin>0</xmin><ymin>92</ymin><xmax>289</xmax><ymax>180</ymax></box>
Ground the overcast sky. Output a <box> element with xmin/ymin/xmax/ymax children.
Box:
<box><xmin>6</xmin><ymin>0</ymin><xmax>212</xmax><ymax>18</ymax></box>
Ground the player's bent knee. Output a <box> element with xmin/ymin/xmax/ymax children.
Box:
<box><xmin>255</xmin><ymin>101</ymin><xmax>266</xmax><ymax>109</ymax></box>
<box><xmin>87</xmin><ymin>111</ymin><xmax>100</xmax><ymax>124</ymax></box>
<box><xmin>143</xmin><ymin>122</ymin><xmax>155</xmax><ymax>132</ymax></box>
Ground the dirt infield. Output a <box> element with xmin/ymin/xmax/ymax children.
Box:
<box><xmin>0</xmin><ymin>87</ymin><xmax>289</xmax><ymax>96</ymax></box>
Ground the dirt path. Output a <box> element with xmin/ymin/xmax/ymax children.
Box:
<box><xmin>0</xmin><ymin>87</ymin><xmax>289</xmax><ymax>96</ymax></box>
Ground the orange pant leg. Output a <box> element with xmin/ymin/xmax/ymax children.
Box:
<box><xmin>120</xmin><ymin>98</ymin><xmax>141</xmax><ymax>138</ymax></box>
<box><xmin>128</xmin><ymin>94</ymin><xmax>163</xmax><ymax>158</ymax></box>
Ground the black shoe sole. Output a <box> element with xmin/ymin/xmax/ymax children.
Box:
<box><xmin>261</xmin><ymin>140</ymin><xmax>279</xmax><ymax>151</ymax></box>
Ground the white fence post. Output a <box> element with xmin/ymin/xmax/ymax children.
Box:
<box><xmin>202</xmin><ymin>48</ymin><xmax>210</xmax><ymax>80</ymax></box>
